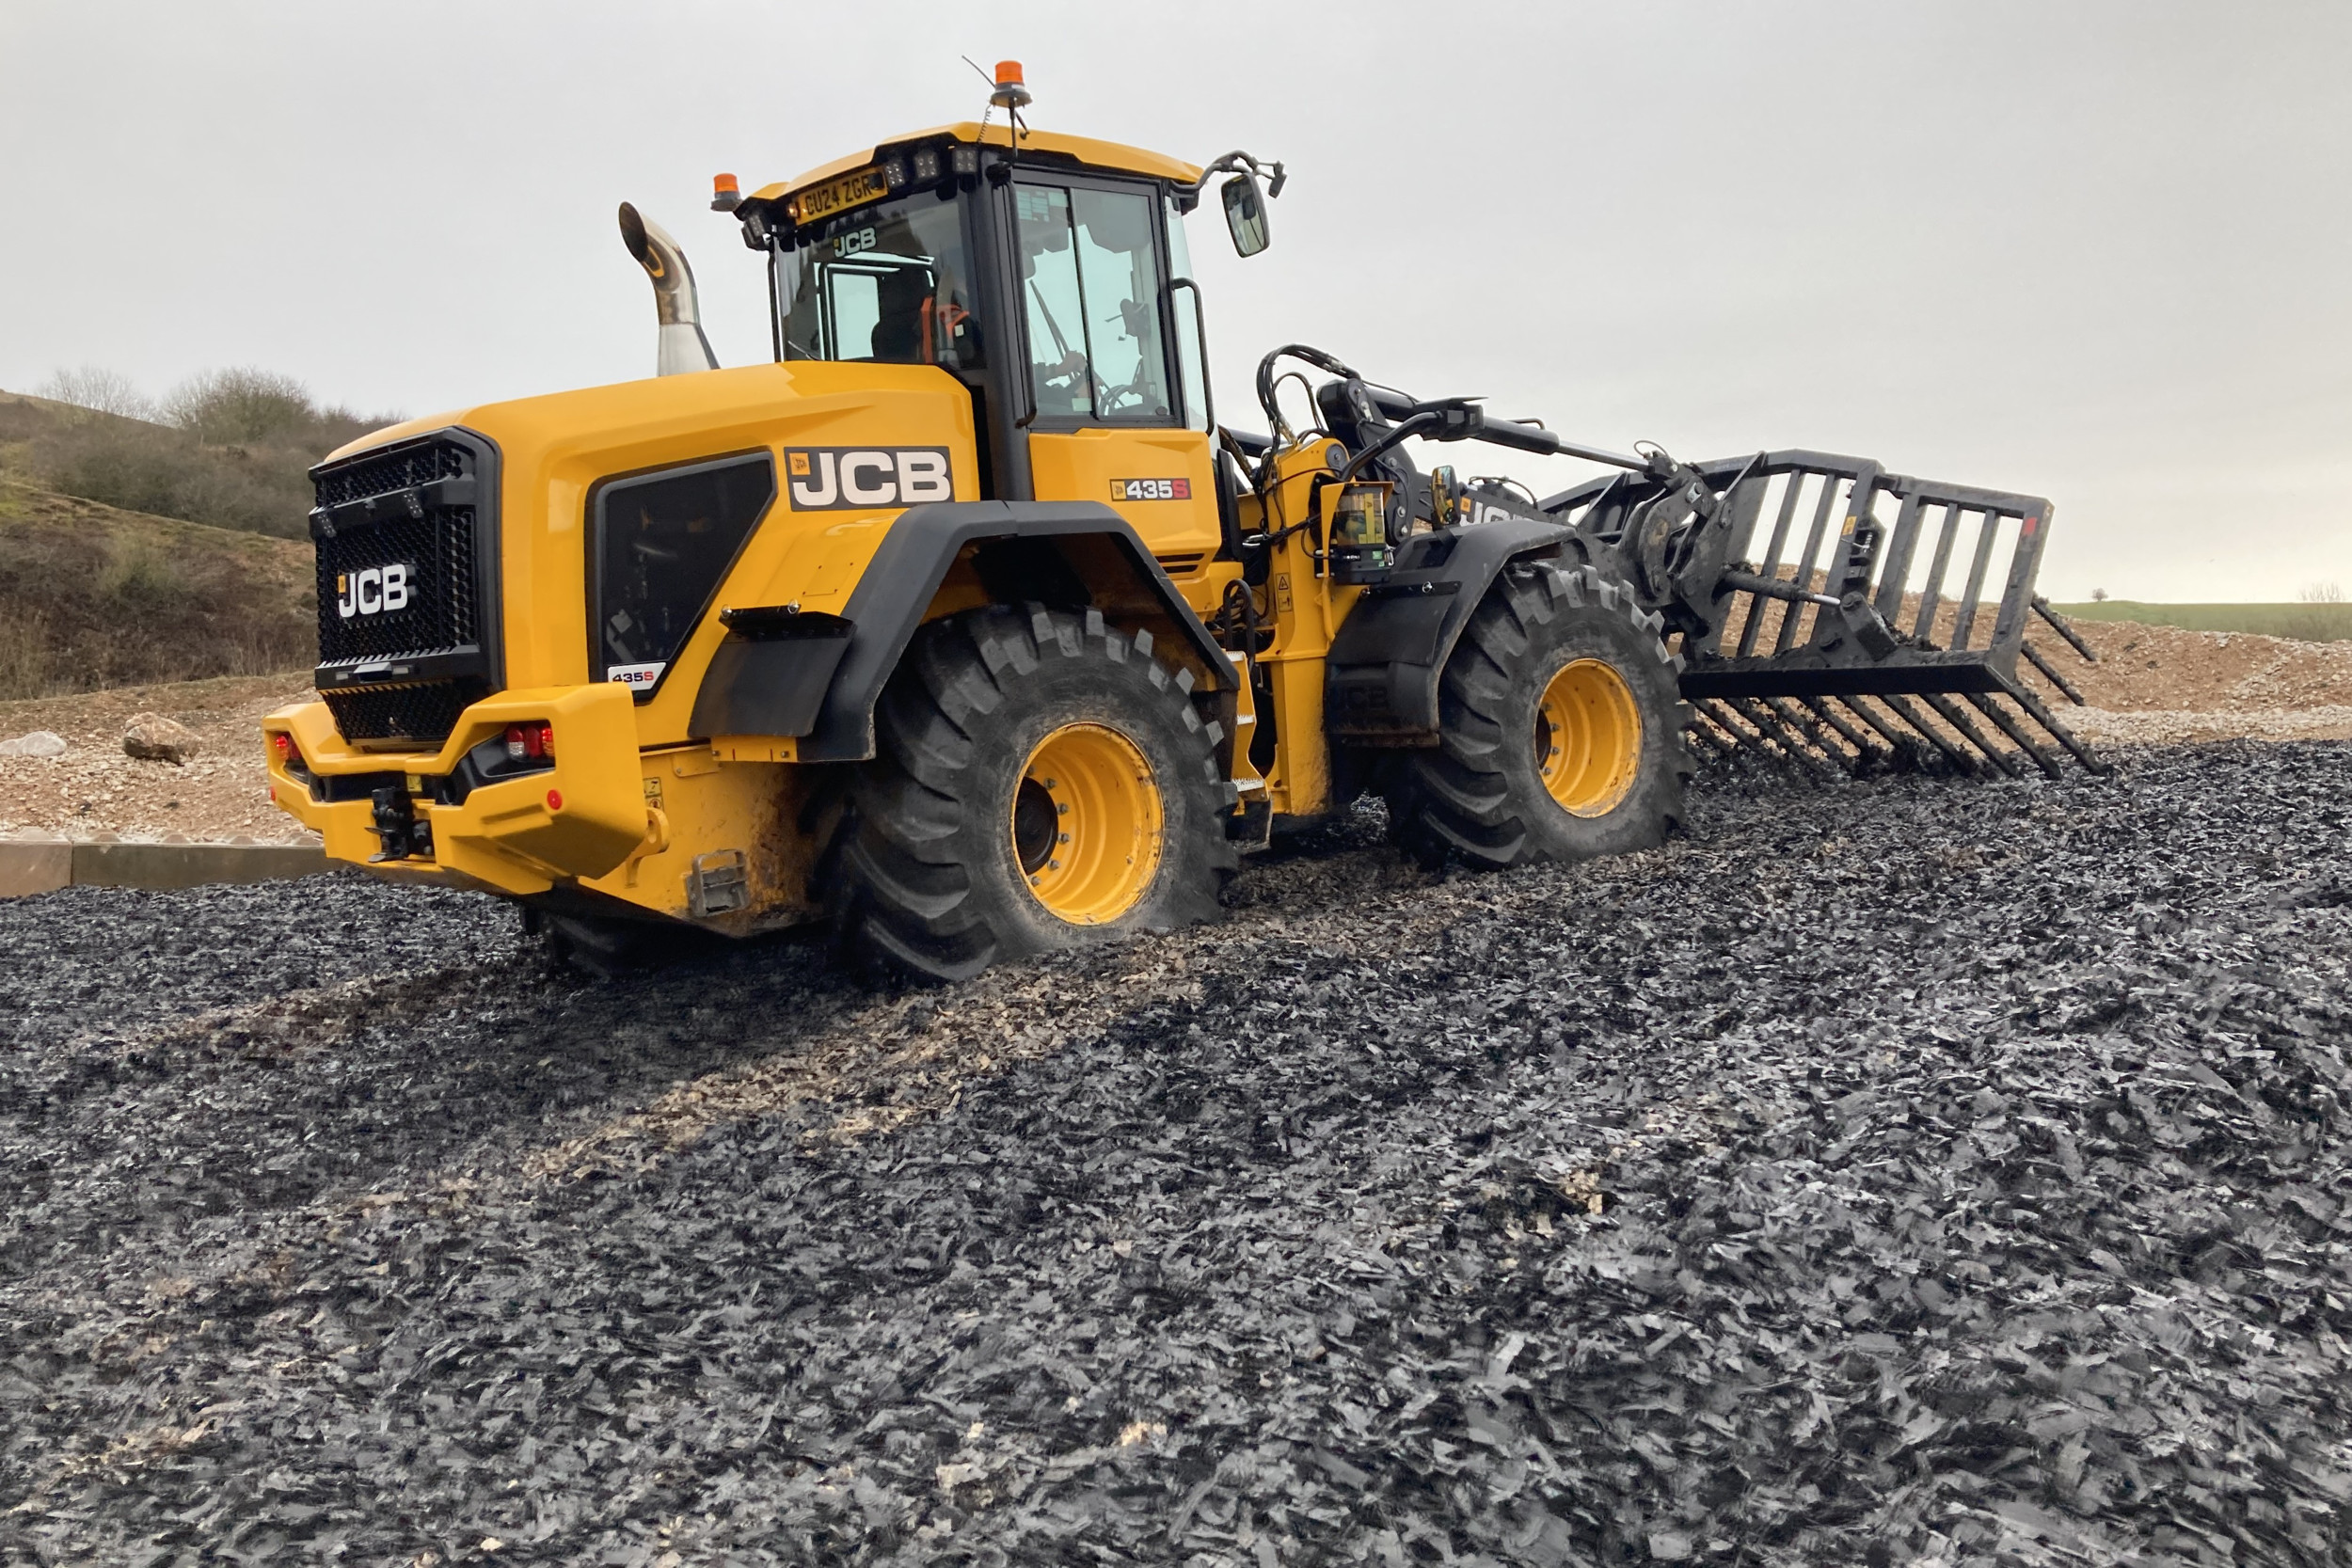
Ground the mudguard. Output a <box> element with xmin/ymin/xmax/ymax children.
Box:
<box><xmin>1325</xmin><ymin>511</ymin><xmax>1593</xmax><ymax>741</ymax></box>
<box><xmin>699</xmin><ymin>499</ymin><xmax>1231</xmax><ymax>764</ymax></box>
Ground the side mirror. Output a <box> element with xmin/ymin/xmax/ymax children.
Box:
<box><xmin>1221</xmin><ymin>173</ymin><xmax>1270</xmax><ymax>258</ymax></box>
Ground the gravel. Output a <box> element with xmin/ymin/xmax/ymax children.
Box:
<box><xmin>3</xmin><ymin>742</ymin><xmax>2349</xmax><ymax>1567</ymax></box>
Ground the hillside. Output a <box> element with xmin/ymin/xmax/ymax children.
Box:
<box><xmin>0</xmin><ymin>381</ymin><xmax>385</xmax><ymax>542</ymax></box>
<box><xmin>0</xmin><ymin>479</ymin><xmax>314</xmax><ymax>699</ymax></box>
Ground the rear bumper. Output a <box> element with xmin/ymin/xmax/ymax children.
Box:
<box><xmin>262</xmin><ymin>684</ymin><xmax>650</xmax><ymax>895</ymax></box>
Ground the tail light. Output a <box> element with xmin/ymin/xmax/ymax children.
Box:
<box><xmin>271</xmin><ymin>732</ymin><xmax>300</xmax><ymax>767</ymax></box>
<box><xmin>504</xmin><ymin>721</ymin><xmax>555</xmax><ymax>762</ymax></box>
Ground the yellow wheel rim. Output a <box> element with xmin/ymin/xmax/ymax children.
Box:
<box><xmin>1534</xmin><ymin>658</ymin><xmax>1643</xmax><ymax>817</ymax></box>
<box><xmin>1010</xmin><ymin>723</ymin><xmax>1163</xmax><ymax>925</ymax></box>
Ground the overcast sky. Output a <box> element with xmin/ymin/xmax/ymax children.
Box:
<box><xmin>5</xmin><ymin>0</ymin><xmax>2346</xmax><ymax>600</ymax></box>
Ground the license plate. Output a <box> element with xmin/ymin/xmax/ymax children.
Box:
<box><xmin>789</xmin><ymin>164</ymin><xmax>888</xmax><ymax>225</ymax></box>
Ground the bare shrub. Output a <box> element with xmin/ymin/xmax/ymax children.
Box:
<box><xmin>2283</xmin><ymin>582</ymin><xmax>2351</xmax><ymax>643</ymax></box>
<box><xmin>23</xmin><ymin>369</ymin><xmax>395</xmax><ymax>540</ymax></box>
<box><xmin>39</xmin><ymin>420</ymin><xmax>201</xmax><ymax>520</ymax></box>
<box><xmin>35</xmin><ymin>366</ymin><xmax>152</xmax><ymax>421</ymax></box>
<box><xmin>160</xmin><ymin>367</ymin><xmax>318</xmax><ymax>446</ymax></box>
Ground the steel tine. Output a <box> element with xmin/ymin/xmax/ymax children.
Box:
<box><xmin>1707</xmin><ymin>700</ymin><xmax>1813</xmax><ymax>776</ymax></box>
<box><xmin>1738</xmin><ymin>698</ymin><xmax>1840</xmax><ymax>774</ymax></box>
<box><xmin>1921</xmin><ymin>693</ymin><xmax>2026</xmax><ymax>778</ymax></box>
<box><xmin>1681</xmin><ymin>709</ymin><xmax>1737</xmax><ymax>763</ymax></box>
<box><xmin>2003</xmin><ymin>679</ymin><xmax>2112</xmax><ymax>775</ymax></box>
<box><xmin>1801</xmin><ymin>697</ymin><xmax>1894</xmax><ymax>770</ymax></box>
<box><xmin>1694</xmin><ymin>701</ymin><xmax>1778</xmax><ymax>778</ymax></box>
<box><xmin>1686</xmin><ymin>725</ymin><xmax>1736</xmax><ymax>767</ymax></box>
<box><xmin>1693</xmin><ymin>701</ymin><xmax>1758</xmax><ymax>757</ymax></box>
<box><xmin>2020</xmin><ymin>640</ymin><xmax>2088</xmax><ymax>705</ymax></box>
<box><xmin>1831</xmin><ymin>696</ymin><xmax>1928</xmax><ymax>773</ymax></box>
<box><xmin>1964</xmin><ymin>691</ymin><xmax>2063</xmax><ymax>780</ymax></box>
<box><xmin>1882</xmin><ymin>693</ymin><xmax>1989</xmax><ymax>776</ymax></box>
<box><xmin>1772</xmin><ymin>697</ymin><xmax>1864</xmax><ymax>775</ymax></box>
<box><xmin>1855</xmin><ymin>694</ymin><xmax>1962</xmax><ymax>776</ymax></box>
<box><xmin>2030</xmin><ymin>596</ymin><xmax>2100</xmax><ymax>663</ymax></box>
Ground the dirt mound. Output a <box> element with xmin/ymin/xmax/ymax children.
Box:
<box><xmin>2044</xmin><ymin>618</ymin><xmax>2352</xmax><ymax>711</ymax></box>
<box><xmin>0</xmin><ymin>674</ymin><xmax>314</xmax><ymax>842</ymax></box>
<box><xmin>2</xmin><ymin>748</ymin><xmax>2345</xmax><ymax>1564</ymax></box>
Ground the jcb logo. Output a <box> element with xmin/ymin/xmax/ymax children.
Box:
<box><xmin>785</xmin><ymin>448</ymin><xmax>954</xmax><ymax>511</ymax></box>
<box><xmin>335</xmin><ymin>562</ymin><xmax>415</xmax><ymax>620</ymax></box>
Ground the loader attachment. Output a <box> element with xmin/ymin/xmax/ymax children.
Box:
<box><xmin>1544</xmin><ymin>452</ymin><xmax>2106</xmax><ymax>779</ymax></box>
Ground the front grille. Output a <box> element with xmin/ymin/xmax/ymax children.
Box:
<box><xmin>315</xmin><ymin>507</ymin><xmax>477</xmax><ymax>662</ymax></box>
<box><xmin>321</xmin><ymin>682</ymin><xmax>482</xmax><ymax>747</ymax></box>
<box><xmin>310</xmin><ymin>432</ymin><xmax>500</xmax><ymax>749</ymax></box>
<box><xmin>316</xmin><ymin>442</ymin><xmax>467</xmax><ymax>509</ymax></box>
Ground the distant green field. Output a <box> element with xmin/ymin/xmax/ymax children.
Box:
<box><xmin>2050</xmin><ymin>601</ymin><xmax>2352</xmax><ymax>642</ymax></box>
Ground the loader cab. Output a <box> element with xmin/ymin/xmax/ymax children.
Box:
<box><xmin>743</xmin><ymin>125</ymin><xmax>1228</xmax><ymax>569</ymax></box>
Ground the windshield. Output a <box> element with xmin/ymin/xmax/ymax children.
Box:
<box><xmin>774</xmin><ymin>189</ymin><xmax>983</xmax><ymax>370</ymax></box>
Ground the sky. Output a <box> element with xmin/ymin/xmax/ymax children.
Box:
<box><xmin>3</xmin><ymin>0</ymin><xmax>2347</xmax><ymax>601</ymax></box>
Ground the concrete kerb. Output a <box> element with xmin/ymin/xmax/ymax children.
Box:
<box><xmin>0</xmin><ymin>836</ymin><xmax>334</xmax><ymax>898</ymax></box>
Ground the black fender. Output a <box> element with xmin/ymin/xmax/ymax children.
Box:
<box><xmin>693</xmin><ymin>500</ymin><xmax>1232</xmax><ymax>764</ymax></box>
<box><xmin>1325</xmin><ymin>514</ymin><xmax>1594</xmax><ymax>741</ymax></box>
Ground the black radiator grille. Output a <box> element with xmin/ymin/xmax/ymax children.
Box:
<box><xmin>315</xmin><ymin>442</ymin><xmax>467</xmax><ymax>509</ymax></box>
<box><xmin>310</xmin><ymin>433</ymin><xmax>497</xmax><ymax>747</ymax></box>
<box><xmin>321</xmin><ymin>682</ymin><xmax>483</xmax><ymax>748</ymax></box>
<box><xmin>315</xmin><ymin>507</ymin><xmax>477</xmax><ymax>664</ymax></box>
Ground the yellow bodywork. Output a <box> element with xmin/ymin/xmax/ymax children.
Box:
<box><xmin>750</xmin><ymin>122</ymin><xmax>1202</xmax><ymax>210</ymax></box>
<box><xmin>269</xmin><ymin>123</ymin><xmax>1391</xmax><ymax>932</ymax></box>
<box><xmin>265</xmin><ymin>357</ymin><xmax>1360</xmax><ymax>927</ymax></box>
<box><xmin>274</xmin><ymin>362</ymin><xmax>977</xmax><ymax>926</ymax></box>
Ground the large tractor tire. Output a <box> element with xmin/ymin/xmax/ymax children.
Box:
<box><xmin>826</xmin><ymin>604</ymin><xmax>1237</xmax><ymax>981</ymax></box>
<box><xmin>1382</xmin><ymin>563</ymin><xmax>1689</xmax><ymax>870</ymax></box>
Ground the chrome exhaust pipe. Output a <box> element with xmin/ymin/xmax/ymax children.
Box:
<box><xmin>617</xmin><ymin>202</ymin><xmax>719</xmax><ymax>376</ymax></box>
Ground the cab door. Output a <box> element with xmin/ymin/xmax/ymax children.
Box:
<box><xmin>1013</xmin><ymin>178</ymin><xmax>1220</xmax><ymax>574</ymax></box>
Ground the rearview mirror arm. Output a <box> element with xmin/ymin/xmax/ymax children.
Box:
<box><xmin>1190</xmin><ymin>150</ymin><xmax>1286</xmax><ymax>199</ymax></box>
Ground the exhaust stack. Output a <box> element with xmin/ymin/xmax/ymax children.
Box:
<box><xmin>617</xmin><ymin>202</ymin><xmax>718</xmax><ymax>377</ymax></box>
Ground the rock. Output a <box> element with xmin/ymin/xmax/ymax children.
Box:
<box><xmin>122</xmin><ymin>712</ymin><xmax>200</xmax><ymax>764</ymax></box>
<box><xmin>0</xmin><ymin>730</ymin><xmax>67</xmax><ymax>758</ymax></box>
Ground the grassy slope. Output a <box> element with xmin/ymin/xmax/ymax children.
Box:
<box><xmin>0</xmin><ymin>479</ymin><xmax>314</xmax><ymax>700</ymax></box>
<box><xmin>2050</xmin><ymin>601</ymin><xmax>2352</xmax><ymax>641</ymax></box>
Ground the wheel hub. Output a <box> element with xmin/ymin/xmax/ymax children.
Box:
<box><xmin>1010</xmin><ymin>723</ymin><xmax>1163</xmax><ymax>925</ymax></box>
<box><xmin>1534</xmin><ymin>658</ymin><xmax>1643</xmax><ymax>817</ymax></box>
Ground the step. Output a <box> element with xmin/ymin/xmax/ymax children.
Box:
<box><xmin>0</xmin><ymin>834</ymin><xmax>333</xmax><ymax>898</ymax></box>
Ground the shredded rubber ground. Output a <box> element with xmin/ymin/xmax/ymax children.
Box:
<box><xmin>2</xmin><ymin>743</ymin><xmax>2348</xmax><ymax>1567</ymax></box>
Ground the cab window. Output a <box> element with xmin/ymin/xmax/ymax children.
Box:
<box><xmin>775</xmin><ymin>192</ymin><xmax>982</xmax><ymax>370</ymax></box>
<box><xmin>1165</xmin><ymin>194</ymin><xmax>1210</xmax><ymax>433</ymax></box>
<box><xmin>1016</xmin><ymin>182</ymin><xmax>1173</xmax><ymax>423</ymax></box>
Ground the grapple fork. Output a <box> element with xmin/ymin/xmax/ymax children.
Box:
<box><xmin>1544</xmin><ymin>451</ymin><xmax>2106</xmax><ymax>780</ymax></box>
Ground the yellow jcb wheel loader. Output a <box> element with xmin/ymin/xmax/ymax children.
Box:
<box><xmin>262</xmin><ymin>62</ymin><xmax>2101</xmax><ymax>979</ymax></box>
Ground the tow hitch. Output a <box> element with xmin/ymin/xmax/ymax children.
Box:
<box><xmin>370</xmin><ymin>785</ymin><xmax>433</xmax><ymax>862</ymax></box>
